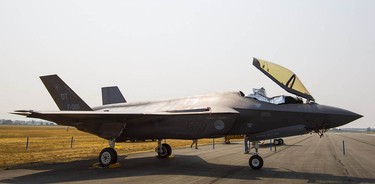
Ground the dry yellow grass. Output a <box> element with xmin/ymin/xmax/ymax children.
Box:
<box><xmin>0</xmin><ymin>125</ymin><xmax>224</xmax><ymax>169</ymax></box>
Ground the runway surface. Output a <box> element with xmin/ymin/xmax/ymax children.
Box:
<box><xmin>0</xmin><ymin>133</ymin><xmax>374</xmax><ymax>184</ymax></box>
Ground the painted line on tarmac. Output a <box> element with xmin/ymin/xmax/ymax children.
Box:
<box><xmin>208</xmin><ymin>135</ymin><xmax>316</xmax><ymax>184</ymax></box>
<box><xmin>336</xmin><ymin>134</ymin><xmax>375</xmax><ymax>147</ymax></box>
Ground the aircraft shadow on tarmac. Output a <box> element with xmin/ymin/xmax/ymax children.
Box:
<box><xmin>1</xmin><ymin>154</ymin><xmax>374</xmax><ymax>183</ymax></box>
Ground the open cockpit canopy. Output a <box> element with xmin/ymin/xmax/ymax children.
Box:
<box><xmin>253</xmin><ymin>58</ymin><xmax>314</xmax><ymax>101</ymax></box>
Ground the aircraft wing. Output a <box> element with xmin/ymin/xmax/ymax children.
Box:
<box><xmin>13</xmin><ymin>106</ymin><xmax>238</xmax><ymax>124</ymax></box>
<box><xmin>12</xmin><ymin>110</ymin><xmax>144</xmax><ymax>124</ymax></box>
<box><xmin>12</xmin><ymin>108</ymin><xmax>239</xmax><ymax>140</ymax></box>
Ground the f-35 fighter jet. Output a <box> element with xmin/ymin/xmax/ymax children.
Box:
<box><xmin>13</xmin><ymin>58</ymin><xmax>362</xmax><ymax>169</ymax></box>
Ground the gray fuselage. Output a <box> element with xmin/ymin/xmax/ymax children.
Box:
<box><xmin>81</xmin><ymin>91</ymin><xmax>360</xmax><ymax>142</ymax></box>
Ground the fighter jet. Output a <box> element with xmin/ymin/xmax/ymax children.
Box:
<box><xmin>12</xmin><ymin>58</ymin><xmax>362</xmax><ymax>170</ymax></box>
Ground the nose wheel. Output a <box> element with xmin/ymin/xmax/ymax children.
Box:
<box><xmin>249</xmin><ymin>155</ymin><xmax>263</xmax><ymax>169</ymax></box>
<box><xmin>248</xmin><ymin>141</ymin><xmax>264</xmax><ymax>169</ymax></box>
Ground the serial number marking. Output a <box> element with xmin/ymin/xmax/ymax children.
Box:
<box><xmin>67</xmin><ymin>104</ymin><xmax>80</xmax><ymax>110</ymax></box>
<box><xmin>60</xmin><ymin>93</ymin><xmax>68</xmax><ymax>101</ymax></box>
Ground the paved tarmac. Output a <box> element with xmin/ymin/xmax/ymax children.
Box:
<box><xmin>0</xmin><ymin>133</ymin><xmax>374</xmax><ymax>184</ymax></box>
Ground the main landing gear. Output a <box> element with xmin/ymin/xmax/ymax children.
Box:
<box><xmin>98</xmin><ymin>138</ymin><xmax>173</xmax><ymax>167</ymax></box>
<box><xmin>273</xmin><ymin>138</ymin><xmax>284</xmax><ymax>145</ymax></box>
<box><xmin>155</xmin><ymin>139</ymin><xmax>172</xmax><ymax>158</ymax></box>
<box><xmin>99</xmin><ymin>139</ymin><xmax>118</xmax><ymax>167</ymax></box>
<box><xmin>248</xmin><ymin>141</ymin><xmax>264</xmax><ymax>170</ymax></box>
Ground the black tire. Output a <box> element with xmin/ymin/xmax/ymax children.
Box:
<box><xmin>99</xmin><ymin>148</ymin><xmax>118</xmax><ymax>167</ymax></box>
<box><xmin>158</xmin><ymin>143</ymin><xmax>172</xmax><ymax>158</ymax></box>
<box><xmin>273</xmin><ymin>139</ymin><xmax>280</xmax><ymax>145</ymax></box>
<box><xmin>279</xmin><ymin>138</ymin><xmax>284</xmax><ymax>145</ymax></box>
<box><xmin>249</xmin><ymin>155</ymin><xmax>263</xmax><ymax>170</ymax></box>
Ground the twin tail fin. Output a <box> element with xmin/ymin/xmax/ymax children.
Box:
<box><xmin>40</xmin><ymin>75</ymin><xmax>93</xmax><ymax>111</ymax></box>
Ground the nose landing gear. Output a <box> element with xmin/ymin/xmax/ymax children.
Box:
<box><xmin>315</xmin><ymin>128</ymin><xmax>326</xmax><ymax>138</ymax></box>
<box><xmin>248</xmin><ymin>141</ymin><xmax>264</xmax><ymax>170</ymax></box>
<box><xmin>249</xmin><ymin>155</ymin><xmax>263</xmax><ymax>170</ymax></box>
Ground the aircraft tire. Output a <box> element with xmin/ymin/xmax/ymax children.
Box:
<box><xmin>99</xmin><ymin>148</ymin><xmax>118</xmax><ymax>167</ymax></box>
<box><xmin>273</xmin><ymin>139</ymin><xmax>280</xmax><ymax>145</ymax></box>
<box><xmin>249</xmin><ymin>155</ymin><xmax>263</xmax><ymax>170</ymax></box>
<box><xmin>279</xmin><ymin>138</ymin><xmax>284</xmax><ymax>145</ymax></box>
<box><xmin>158</xmin><ymin>143</ymin><xmax>172</xmax><ymax>158</ymax></box>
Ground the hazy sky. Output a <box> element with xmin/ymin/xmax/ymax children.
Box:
<box><xmin>0</xmin><ymin>0</ymin><xmax>374</xmax><ymax>128</ymax></box>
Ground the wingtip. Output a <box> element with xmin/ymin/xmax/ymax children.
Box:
<box><xmin>10</xmin><ymin>110</ymin><xmax>33</xmax><ymax>116</ymax></box>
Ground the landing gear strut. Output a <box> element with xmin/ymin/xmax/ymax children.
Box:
<box><xmin>248</xmin><ymin>141</ymin><xmax>263</xmax><ymax>170</ymax></box>
<box><xmin>99</xmin><ymin>139</ymin><xmax>118</xmax><ymax>167</ymax></box>
<box><xmin>97</xmin><ymin>123</ymin><xmax>126</xmax><ymax>167</ymax></box>
<box><xmin>155</xmin><ymin>139</ymin><xmax>172</xmax><ymax>158</ymax></box>
<box><xmin>315</xmin><ymin>129</ymin><xmax>326</xmax><ymax>138</ymax></box>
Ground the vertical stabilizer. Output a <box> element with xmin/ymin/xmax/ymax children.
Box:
<box><xmin>40</xmin><ymin>74</ymin><xmax>93</xmax><ymax>111</ymax></box>
<box><xmin>102</xmin><ymin>86</ymin><xmax>126</xmax><ymax>105</ymax></box>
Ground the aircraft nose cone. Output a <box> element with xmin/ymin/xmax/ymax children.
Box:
<box><xmin>341</xmin><ymin>111</ymin><xmax>362</xmax><ymax>123</ymax></box>
<box><xmin>321</xmin><ymin>105</ymin><xmax>362</xmax><ymax>127</ymax></box>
